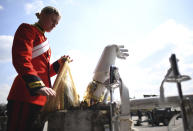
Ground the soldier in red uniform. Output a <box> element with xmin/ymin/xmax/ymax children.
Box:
<box><xmin>7</xmin><ymin>6</ymin><xmax>70</xmax><ymax>131</ymax></box>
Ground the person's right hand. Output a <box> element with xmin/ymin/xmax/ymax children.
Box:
<box><xmin>58</xmin><ymin>55</ymin><xmax>73</xmax><ymax>64</ymax></box>
<box><xmin>36</xmin><ymin>87</ymin><xmax>56</xmax><ymax>96</ymax></box>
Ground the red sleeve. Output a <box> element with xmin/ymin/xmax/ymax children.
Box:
<box><xmin>12</xmin><ymin>24</ymin><xmax>45</xmax><ymax>96</ymax></box>
<box><xmin>12</xmin><ymin>23</ymin><xmax>37</xmax><ymax>76</ymax></box>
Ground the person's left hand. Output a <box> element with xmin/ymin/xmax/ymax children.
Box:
<box><xmin>36</xmin><ymin>87</ymin><xmax>56</xmax><ymax>96</ymax></box>
<box><xmin>58</xmin><ymin>55</ymin><xmax>73</xmax><ymax>65</ymax></box>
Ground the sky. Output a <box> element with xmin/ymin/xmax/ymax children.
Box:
<box><xmin>1</xmin><ymin>0</ymin><xmax>193</xmax><ymax>103</ymax></box>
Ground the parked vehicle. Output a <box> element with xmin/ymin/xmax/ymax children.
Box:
<box><xmin>146</xmin><ymin>107</ymin><xmax>180</xmax><ymax>126</ymax></box>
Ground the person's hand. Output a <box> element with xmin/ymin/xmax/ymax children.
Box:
<box><xmin>36</xmin><ymin>87</ymin><xmax>56</xmax><ymax>96</ymax></box>
<box><xmin>58</xmin><ymin>55</ymin><xmax>73</xmax><ymax>65</ymax></box>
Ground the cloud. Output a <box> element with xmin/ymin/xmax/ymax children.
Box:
<box><xmin>0</xmin><ymin>84</ymin><xmax>11</xmax><ymax>104</ymax></box>
<box><xmin>64</xmin><ymin>0</ymin><xmax>79</xmax><ymax>6</ymax></box>
<box><xmin>0</xmin><ymin>5</ymin><xmax>4</xmax><ymax>10</ymax></box>
<box><xmin>141</xmin><ymin>19</ymin><xmax>193</xmax><ymax>76</ymax></box>
<box><xmin>130</xmin><ymin>19</ymin><xmax>193</xmax><ymax>64</ymax></box>
<box><xmin>24</xmin><ymin>0</ymin><xmax>61</xmax><ymax>15</ymax></box>
<box><xmin>117</xmin><ymin>19</ymin><xmax>193</xmax><ymax>98</ymax></box>
<box><xmin>24</xmin><ymin>0</ymin><xmax>44</xmax><ymax>15</ymax></box>
<box><xmin>0</xmin><ymin>35</ymin><xmax>13</xmax><ymax>62</ymax></box>
<box><xmin>50</xmin><ymin>0</ymin><xmax>58</xmax><ymax>5</ymax></box>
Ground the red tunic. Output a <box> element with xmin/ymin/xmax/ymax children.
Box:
<box><xmin>7</xmin><ymin>23</ymin><xmax>59</xmax><ymax>106</ymax></box>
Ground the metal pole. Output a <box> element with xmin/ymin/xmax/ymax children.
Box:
<box><xmin>109</xmin><ymin>65</ymin><xmax>116</xmax><ymax>131</ymax></box>
<box><xmin>109</xmin><ymin>88</ymin><xmax>113</xmax><ymax>131</ymax></box>
<box><xmin>177</xmin><ymin>82</ymin><xmax>189</xmax><ymax>131</ymax></box>
<box><xmin>170</xmin><ymin>54</ymin><xmax>189</xmax><ymax>131</ymax></box>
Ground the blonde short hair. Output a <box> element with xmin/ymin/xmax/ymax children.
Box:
<box><xmin>36</xmin><ymin>6</ymin><xmax>60</xmax><ymax>19</ymax></box>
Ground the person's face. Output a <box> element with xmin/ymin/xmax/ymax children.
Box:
<box><xmin>39</xmin><ymin>13</ymin><xmax>61</xmax><ymax>32</ymax></box>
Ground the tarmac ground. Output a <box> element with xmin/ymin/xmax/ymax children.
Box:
<box><xmin>42</xmin><ymin>116</ymin><xmax>183</xmax><ymax>131</ymax></box>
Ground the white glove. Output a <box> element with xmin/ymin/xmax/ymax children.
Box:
<box><xmin>116</xmin><ymin>45</ymin><xmax>129</xmax><ymax>59</ymax></box>
<box><xmin>93</xmin><ymin>44</ymin><xmax>129</xmax><ymax>83</ymax></box>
